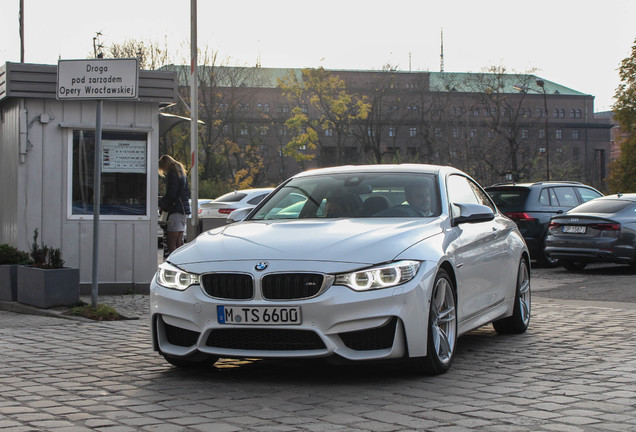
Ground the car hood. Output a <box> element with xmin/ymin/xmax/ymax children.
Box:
<box><xmin>170</xmin><ymin>218</ymin><xmax>444</xmax><ymax>266</ymax></box>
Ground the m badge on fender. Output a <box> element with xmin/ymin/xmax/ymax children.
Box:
<box><xmin>255</xmin><ymin>262</ymin><xmax>268</xmax><ymax>271</ymax></box>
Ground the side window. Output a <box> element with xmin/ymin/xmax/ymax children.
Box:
<box><xmin>539</xmin><ymin>189</ymin><xmax>550</xmax><ymax>206</ymax></box>
<box><xmin>447</xmin><ymin>175</ymin><xmax>479</xmax><ymax>218</ymax></box>
<box><xmin>247</xmin><ymin>193</ymin><xmax>269</xmax><ymax>205</ymax></box>
<box><xmin>553</xmin><ymin>187</ymin><xmax>578</xmax><ymax>207</ymax></box>
<box><xmin>469</xmin><ymin>181</ymin><xmax>496</xmax><ymax>212</ymax></box>
<box><xmin>576</xmin><ymin>187</ymin><xmax>602</xmax><ymax>203</ymax></box>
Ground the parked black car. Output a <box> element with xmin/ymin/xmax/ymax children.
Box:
<box><xmin>486</xmin><ymin>181</ymin><xmax>603</xmax><ymax>266</ymax></box>
<box><xmin>545</xmin><ymin>193</ymin><xmax>636</xmax><ymax>271</ymax></box>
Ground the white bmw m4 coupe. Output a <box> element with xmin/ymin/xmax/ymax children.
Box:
<box><xmin>151</xmin><ymin>164</ymin><xmax>531</xmax><ymax>374</ymax></box>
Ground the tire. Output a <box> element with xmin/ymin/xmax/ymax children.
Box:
<box><xmin>561</xmin><ymin>260</ymin><xmax>587</xmax><ymax>271</ymax></box>
<box><xmin>161</xmin><ymin>352</ymin><xmax>219</xmax><ymax>369</ymax></box>
<box><xmin>414</xmin><ymin>269</ymin><xmax>457</xmax><ymax>375</ymax></box>
<box><xmin>493</xmin><ymin>257</ymin><xmax>531</xmax><ymax>334</ymax></box>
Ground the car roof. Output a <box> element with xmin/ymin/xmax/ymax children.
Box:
<box><xmin>486</xmin><ymin>181</ymin><xmax>587</xmax><ymax>189</ymax></box>
<box><xmin>292</xmin><ymin>164</ymin><xmax>458</xmax><ymax>179</ymax></box>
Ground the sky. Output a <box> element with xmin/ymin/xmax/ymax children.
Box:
<box><xmin>1</xmin><ymin>0</ymin><xmax>634</xmax><ymax>112</ymax></box>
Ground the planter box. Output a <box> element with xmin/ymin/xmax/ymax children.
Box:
<box><xmin>17</xmin><ymin>266</ymin><xmax>80</xmax><ymax>308</ymax></box>
<box><xmin>0</xmin><ymin>265</ymin><xmax>19</xmax><ymax>301</ymax></box>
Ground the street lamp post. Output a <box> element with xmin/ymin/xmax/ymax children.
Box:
<box><xmin>514</xmin><ymin>79</ymin><xmax>550</xmax><ymax>180</ymax></box>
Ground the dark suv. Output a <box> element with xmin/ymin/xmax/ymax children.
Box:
<box><xmin>485</xmin><ymin>181</ymin><xmax>603</xmax><ymax>266</ymax></box>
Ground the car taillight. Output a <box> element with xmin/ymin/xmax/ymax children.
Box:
<box><xmin>589</xmin><ymin>223</ymin><xmax>620</xmax><ymax>231</ymax></box>
<box><xmin>505</xmin><ymin>212</ymin><xmax>537</xmax><ymax>221</ymax></box>
<box><xmin>548</xmin><ymin>222</ymin><xmax>561</xmax><ymax>229</ymax></box>
<box><xmin>218</xmin><ymin>208</ymin><xmax>236</xmax><ymax>215</ymax></box>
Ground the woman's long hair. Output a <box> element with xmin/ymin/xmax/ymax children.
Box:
<box><xmin>158</xmin><ymin>155</ymin><xmax>186</xmax><ymax>178</ymax></box>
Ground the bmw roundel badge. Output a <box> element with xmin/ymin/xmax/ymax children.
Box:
<box><xmin>255</xmin><ymin>262</ymin><xmax>269</xmax><ymax>271</ymax></box>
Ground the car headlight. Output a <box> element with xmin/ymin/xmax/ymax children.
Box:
<box><xmin>334</xmin><ymin>260</ymin><xmax>420</xmax><ymax>291</ymax></box>
<box><xmin>156</xmin><ymin>262</ymin><xmax>200</xmax><ymax>290</ymax></box>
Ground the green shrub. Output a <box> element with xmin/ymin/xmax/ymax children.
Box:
<box><xmin>30</xmin><ymin>229</ymin><xmax>65</xmax><ymax>269</ymax></box>
<box><xmin>0</xmin><ymin>244</ymin><xmax>32</xmax><ymax>265</ymax></box>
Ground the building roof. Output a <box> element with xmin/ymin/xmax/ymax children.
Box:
<box><xmin>162</xmin><ymin>65</ymin><xmax>588</xmax><ymax>97</ymax></box>
<box><xmin>0</xmin><ymin>62</ymin><xmax>177</xmax><ymax>103</ymax></box>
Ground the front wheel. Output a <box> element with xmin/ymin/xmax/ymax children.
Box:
<box><xmin>414</xmin><ymin>269</ymin><xmax>457</xmax><ymax>375</ymax></box>
<box><xmin>493</xmin><ymin>257</ymin><xmax>531</xmax><ymax>334</ymax></box>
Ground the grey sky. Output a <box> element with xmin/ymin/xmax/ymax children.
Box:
<box><xmin>2</xmin><ymin>0</ymin><xmax>634</xmax><ymax>112</ymax></box>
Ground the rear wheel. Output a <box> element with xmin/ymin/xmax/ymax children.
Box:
<box><xmin>493</xmin><ymin>257</ymin><xmax>531</xmax><ymax>334</ymax></box>
<box><xmin>415</xmin><ymin>269</ymin><xmax>457</xmax><ymax>375</ymax></box>
<box><xmin>561</xmin><ymin>260</ymin><xmax>587</xmax><ymax>271</ymax></box>
<box><xmin>161</xmin><ymin>352</ymin><xmax>219</xmax><ymax>369</ymax></box>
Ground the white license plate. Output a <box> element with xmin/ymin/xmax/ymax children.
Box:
<box><xmin>563</xmin><ymin>225</ymin><xmax>586</xmax><ymax>234</ymax></box>
<box><xmin>217</xmin><ymin>305</ymin><xmax>302</xmax><ymax>325</ymax></box>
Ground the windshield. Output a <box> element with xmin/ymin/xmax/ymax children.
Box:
<box><xmin>252</xmin><ymin>173</ymin><xmax>440</xmax><ymax>220</ymax></box>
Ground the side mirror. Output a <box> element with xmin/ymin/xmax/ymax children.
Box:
<box><xmin>226</xmin><ymin>207</ymin><xmax>252</xmax><ymax>224</ymax></box>
<box><xmin>453</xmin><ymin>203</ymin><xmax>495</xmax><ymax>225</ymax></box>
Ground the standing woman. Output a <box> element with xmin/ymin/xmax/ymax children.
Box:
<box><xmin>158</xmin><ymin>155</ymin><xmax>191</xmax><ymax>254</ymax></box>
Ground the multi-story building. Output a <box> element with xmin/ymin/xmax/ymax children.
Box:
<box><xmin>164</xmin><ymin>66</ymin><xmax>612</xmax><ymax>190</ymax></box>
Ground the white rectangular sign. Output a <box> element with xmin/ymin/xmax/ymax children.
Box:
<box><xmin>57</xmin><ymin>59</ymin><xmax>139</xmax><ymax>100</ymax></box>
<box><xmin>102</xmin><ymin>140</ymin><xmax>147</xmax><ymax>173</ymax></box>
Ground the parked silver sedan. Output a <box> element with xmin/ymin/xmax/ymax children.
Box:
<box><xmin>150</xmin><ymin>164</ymin><xmax>531</xmax><ymax>374</ymax></box>
<box><xmin>545</xmin><ymin>193</ymin><xmax>636</xmax><ymax>271</ymax></box>
<box><xmin>197</xmin><ymin>188</ymin><xmax>274</xmax><ymax>230</ymax></box>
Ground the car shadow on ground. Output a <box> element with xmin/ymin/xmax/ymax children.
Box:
<box><xmin>156</xmin><ymin>326</ymin><xmax>508</xmax><ymax>384</ymax></box>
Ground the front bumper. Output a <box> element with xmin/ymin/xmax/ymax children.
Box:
<box><xmin>150</xmin><ymin>261</ymin><xmax>437</xmax><ymax>362</ymax></box>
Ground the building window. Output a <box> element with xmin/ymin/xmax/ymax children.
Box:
<box><xmin>389</xmin><ymin>127</ymin><xmax>395</xmax><ymax>137</ymax></box>
<box><xmin>539</xmin><ymin>129</ymin><xmax>545</xmax><ymax>139</ymax></box>
<box><xmin>521</xmin><ymin>129</ymin><xmax>529</xmax><ymax>139</ymax></box>
<box><xmin>409</xmin><ymin>127</ymin><xmax>417</xmax><ymax>137</ymax></box>
<box><xmin>469</xmin><ymin>129</ymin><xmax>477</xmax><ymax>138</ymax></box>
<box><xmin>570</xmin><ymin>109</ymin><xmax>576</xmax><ymax>118</ymax></box>
<box><xmin>263</xmin><ymin>104</ymin><xmax>270</xmax><ymax>113</ymax></box>
<box><xmin>452</xmin><ymin>128</ymin><xmax>460</xmax><ymax>138</ymax></box>
<box><xmin>576</xmin><ymin>109</ymin><xmax>582</xmax><ymax>118</ymax></box>
<box><xmin>301</xmin><ymin>105</ymin><xmax>308</xmax><ymax>114</ymax></box>
<box><xmin>259</xmin><ymin>126</ymin><xmax>268</xmax><ymax>136</ymax></box>
<box><xmin>368</xmin><ymin>127</ymin><xmax>375</xmax><ymax>137</ymax></box>
<box><xmin>471</xmin><ymin>107</ymin><xmax>480</xmax><ymax>117</ymax></box>
<box><xmin>434</xmin><ymin>128</ymin><xmax>442</xmax><ymax>137</ymax></box>
<box><xmin>572</xmin><ymin>130</ymin><xmax>580</xmax><ymax>140</ymax></box>
<box><xmin>324</xmin><ymin>129</ymin><xmax>333</xmax><ymax>137</ymax></box>
<box><xmin>71</xmin><ymin>130</ymin><xmax>148</xmax><ymax>217</ymax></box>
<box><xmin>556</xmin><ymin>129</ymin><xmax>563</xmax><ymax>140</ymax></box>
<box><xmin>240</xmin><ymin>125</ymin><xmax>248</xmax><ymax>135</ymax></box>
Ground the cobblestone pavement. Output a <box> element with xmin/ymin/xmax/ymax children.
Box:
<box><xmin>1</xmin><ymin>279</ymin><xmax>635</xmax><ymax>431</ymax></box>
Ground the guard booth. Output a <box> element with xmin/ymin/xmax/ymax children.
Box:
<box><xmin>0</xmin><ymin>62</ymin><xmax>178</xmax><ymax>293</ymax></box>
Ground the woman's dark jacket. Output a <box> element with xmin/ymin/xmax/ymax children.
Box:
<box><xmin>159</xmin><ymin>170</ymin><xmax>191</xmax><ymax>215</ymax></box>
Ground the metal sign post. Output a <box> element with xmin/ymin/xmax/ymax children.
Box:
<box><xmin>57</xmin><ymin>58</ymin><xmax>139</xmax><ymax>307</ymax></box>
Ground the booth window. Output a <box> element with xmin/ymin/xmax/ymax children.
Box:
<box><xmin>72</xmin><ymin>130</ymin><xmax>148</xmax><ymax>216</ymax></box>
